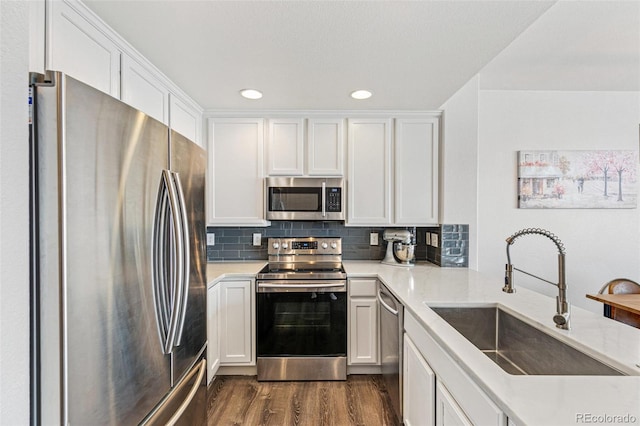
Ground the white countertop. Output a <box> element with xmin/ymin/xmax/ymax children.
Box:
<box><xmin>207</xmin><ymin>260</ymin><xmax>640</xmax><ymax>425</ymax></box>
<box><xmin>206</xmin><ymin>261</ymin><xmax>265</xmax><ymax>287</ymax></box>
<box><xmin>345</xmin><ymin>261</ymin><xmax>640</xmax><ymax>426</ymax></box>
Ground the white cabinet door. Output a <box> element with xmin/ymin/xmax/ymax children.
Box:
<box><xmin>436</xmin><ymin>379</ymin><xmax>473</xmax><ymax>426</ymax></box>
<box><xmin>121</xmin><ymin>55</ymin><xmax>169</xmax><ymax>124</ymax></box>
<box><xmin>29</xmin><ymin>0</ymin><xmax>46</xmax><ymax>73</ymax></box>
<box><xmin>206</xmin><ymin>283</ymin><xmax>220</xmax><ymax>384</ymax></box>
<box><xmin>169</xmin><ymin>93</ymin><xmax>202</xmax><ymax>147</ymax></box>
<box><xmin>347</xmin><ymin>118</ymin><xmax>392</xmax><ymax>225</ymax></box>
<box><xmin>219</xmin><ymin>280</ymin><xmax>254</xmax><ymax>365</ymax></box>
<box><xmin>348</xmin><ymin>278</ymin><xmax>379</xmax><ymax>365</ymax></box>
<box><xmin>307</xmin><ymin>118</ymin><xmax>344</xmax><ymax>176</ymax></box>
<box><xmin>207</xmin><ymin>118</ymin><xmax>267</xmax><ymax>226</ymax></box>
<box><xmin>395</xmin><ymin>117</ymin><xmax>439</xmax><ymax>225</ymax></box>
<box><xmin>48</xmin><ymin>0</ymin><xmax>121</xmax><ymax>97</ymax></box>
<box><xmin>403</xmin><ymin>334</ymin><xmax>436</xmax><ymax>426</ymax></box>
<box><xmin>267</xmin><ymin>118</ymin><xmax>304</xmax><ymax>175</ymax></box>
<box><xmin>348</xmin><ymin>298</ymin><xmax>378</xmax><ymax>364</ymax></box>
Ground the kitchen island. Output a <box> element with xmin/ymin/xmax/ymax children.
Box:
<box><xmin>207</xmin><ymin>261</ymin><xmax>640</xmax><ymax>425</ymax></box>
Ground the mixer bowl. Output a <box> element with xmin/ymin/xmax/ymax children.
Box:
<box><xmin>393</xmin><ymin>242</ymin><xmax>415</xmax><ymax>264</ymax></box>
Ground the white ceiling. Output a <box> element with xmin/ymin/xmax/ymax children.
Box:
<box><xmin>83</xmin><ymin>1</ymin><xmax>638</xmax><ymax>111</ymax></box>
<box><xmin>479</xmin><ymin>1</ymin><xmax>640</xmax><ymax>91</ymax></box>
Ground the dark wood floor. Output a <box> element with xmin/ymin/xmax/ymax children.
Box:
<box><xmin>206</xmin><ymin>375</ymin><xmax>399</xmax><ymax>426</ymax></box>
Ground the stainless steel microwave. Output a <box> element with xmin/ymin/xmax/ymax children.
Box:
<box><xmin>265</xmin><ymin>177</ymin><xmax>345</xmax><ymax>221</ymax></box>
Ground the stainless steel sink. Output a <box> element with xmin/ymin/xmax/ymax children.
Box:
<box><xmin>431</xmin><ymin>306</ymin><xmax>626</xmax><ymax>376</ymax></box>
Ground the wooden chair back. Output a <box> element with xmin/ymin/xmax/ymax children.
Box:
<box><xmin>598</xmin><ymin>278</ymin><xmax>640</xmax><ymax>327</ymax></box>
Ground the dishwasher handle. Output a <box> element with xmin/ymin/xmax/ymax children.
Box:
<box><xmin>377</xmin><ymin>288</ymin><xmax>399</xmax><ymax>316</ymax></box>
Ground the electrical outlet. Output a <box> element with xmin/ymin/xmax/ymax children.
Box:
<box><xmin>426</xmin><ymin>232</ymin><xmax>431</xmax><ymax>246</ymax></box>
<box><xmin>370</xmin><ymin>232</ymin><xmax>379</xmax><ymax>246</ymax></box>
<box><xmin>206</xmin><ymin>233</ymin><xmax>215</xmax><ymax>246</ymax></box>
<box><xmin>431</xmin><ymin>233</ymin><xmax>439</xmax><ymax>248</ymax></box>
<box><xmin>252</xmin><ymin>233</ymin><xmax>262</xmax><ymax>246</ymax></box>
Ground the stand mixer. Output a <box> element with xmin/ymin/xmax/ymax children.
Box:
<box><xmin>381</xmin><ymin>229</ymin><xmax>416</xmax><ymax>266</ymax></box>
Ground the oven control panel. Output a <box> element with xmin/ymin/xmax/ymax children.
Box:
<box><xmin>268</xmin><ymin>237</ymin><xmax>341</xmax><ymax>255</ymax></box>
<box><xmin>291</xmin><ymin>241</ymin><xmax>317</xmax><ymax>250</ymax></box>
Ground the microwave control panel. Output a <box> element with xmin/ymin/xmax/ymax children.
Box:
<box><xmin>326</xmin><ymin>187</ymin><xmax>342</xmax><ymax>212</ymax></box>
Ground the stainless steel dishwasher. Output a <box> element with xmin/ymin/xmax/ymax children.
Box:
<box><xmin>378</xmin><ymin>282</ymin><xmax>404</xmax><ymax>423</ymax></box>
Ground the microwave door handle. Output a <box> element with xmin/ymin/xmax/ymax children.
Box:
<box><xmin>322</xmin><ymin>181</ymin><xmax>326</xmax><ymax>217</ymax></box>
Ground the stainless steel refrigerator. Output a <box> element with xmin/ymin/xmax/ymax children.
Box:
<box><xmin>31</xmin><ymin>72</ymin><xmax>207</xmax><ymax>425</ymax></box>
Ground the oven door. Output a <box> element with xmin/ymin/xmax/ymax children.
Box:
<box><xmin>256</xmin><ymin>280</ymin><xmax>347</xmax><ymax>380</ymax></box>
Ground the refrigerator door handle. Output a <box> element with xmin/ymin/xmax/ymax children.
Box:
<box><xmin>165</xmin><ymin>359</ymin><xmax>206</xmax><ymax>426</ymax></box>
<box><xmin>164</xmin><ymin>170</ymin><xmax>185</xmax><ymax>354</ymax></box>
<box><xmin>152</xmin><ymin>172</ymin><xmax>173</xmax><ymax>352</ymax></box>
<box><xmin>171</xmin><ymin>172</ymin><xmax>190</xmax><ymax>347</ymax></box>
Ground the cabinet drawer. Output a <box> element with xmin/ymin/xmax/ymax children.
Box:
<box><xmin>348</xmin><ymin>278</ymin><xmax>378</xmax><ymax>297</ymax></box>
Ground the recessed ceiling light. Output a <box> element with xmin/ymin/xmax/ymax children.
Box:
<box><xmin>240</xmin><ymin>89</ymin><xmax>263</xmax><ymax>100</ymax></box>
<box><xmin>350</xmin><ymin>90</ymin><xmax>373</xmax><ymax>100</ymax></box>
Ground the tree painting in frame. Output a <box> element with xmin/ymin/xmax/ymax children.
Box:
<box><xmin>517</xmin><ymin>150</ymin><xmax>638</xmax><ymax>209</ymax></box>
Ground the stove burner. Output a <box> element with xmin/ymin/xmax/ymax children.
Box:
<box><xmin>258</xmin><ymin>237</ymin><xmax>346</xmax><ymax>281</ymax></box>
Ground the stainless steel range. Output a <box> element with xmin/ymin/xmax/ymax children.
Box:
<box><xmin>256</xmin><ymin>237</ymin><xmax>347</xmax><ymax>381</ymax></box>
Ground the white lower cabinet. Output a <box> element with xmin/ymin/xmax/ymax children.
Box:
<box><xmin>206</xmin><ymin>282</ymin><xmax>221</xmax><ymax>384</ymax></box>
<box><xmin>348</xmin><ymin>278</ymin><xmax>379</xmax><ymax>365</ymax></box>
<box><xmin>403</xmin><ymin>334</ymin><xmax>435</xmax><ymax>426</ymax></box>
<box><xmin>404</xmin><ymin>311</ymin><xmax>506</xmax><ymax>426</ymax></box>
<box><xmin>219</xmin><ymin>279</ymin><xmax>255</xmax><ymax>365</ymax></box>
<box><xmin>436</xmin><ymin>379</ymin><xmax>473</xmax><ymax>426</ymax></box>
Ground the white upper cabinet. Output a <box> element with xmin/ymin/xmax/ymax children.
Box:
<box><xmin>395</xmin><ymin>117</ymin><xmax>440</xmax><ymax>225</ymax></box>
<box><xmin>347</xmin><ymin>115</ymin><xmax>441</xmax><ymax>226</ymax></box>
<box><xmin>29</xmin><ymin>1</ymin><xmax>46</xmax><ymax>73</ymax></box>
<box><xmin>267</xmin><ymin>118</ymin><xmax>304</xmax><ymax>175</ymax></box>
<box><xmin>121</xmin><ymin>55</ymin><xmax>169</xmax><ymax>125</ymax></box>
<box><xmin>40</xmin><ymin>0</ymin><xmax>203</xmax><ymax>144</ymax></box>
<box><xmin>169</xmin><ymin>93</ymin><xmax>203</xmax><ymax>147</ymax></box>
<box><xmin>307</xmin><ymin>118</ymin><xmax>344</xmax><ymax>176</ymax></box>
<box><xmin>207</xmin><ymin>118</ymin><xmax>267</xmax><ymax>226</ymax></box>
<box><xmin>47</xmin><ymin>0</ymin><xmax>121</xmax><ymax>98</ymax></box>
<box><xmin>265</xmin><ymin>117</ymin><xmax>345</xmax><ymax>176</ymax></box>
<box><xmin>347</xmin><ymin>118</ymin><xmax>392</xmax><ymax>225</ymax></box>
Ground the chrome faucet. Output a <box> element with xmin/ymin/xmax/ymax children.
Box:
<box><xmin>504</xmin><ymin>228</ymin><xmax>570</xmax><ymax>330</ymax></box>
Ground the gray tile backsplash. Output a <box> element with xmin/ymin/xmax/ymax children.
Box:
<box><xmin>206</xmin><ymin>221</ymin><xmax>469</xmax><ymax>267</ymax></box>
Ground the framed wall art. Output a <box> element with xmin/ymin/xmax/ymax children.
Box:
<box><xmin>517</xmin><ymin>150</ymin><xmax>638</xmax><ymax>209</ymax></box>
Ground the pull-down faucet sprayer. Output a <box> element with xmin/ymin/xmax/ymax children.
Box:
<box><xmin>504</xmin><ymin>228</ymin><xmax>570</xmax><ymax>330</ymax></box>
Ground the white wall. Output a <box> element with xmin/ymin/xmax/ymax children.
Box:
<box><xmin>0</xmin><ymin>0</ymin><xmax>31</xmax><ymax>423</ymax></box>
<box><xmin>477</xmin><ymin>90</ymin><xmax>640</xmax><ymax>313</ymax></box>
<box><xmin>439</xmin><ymin>76</ymin><xmax>479</xmax><ymax>270</ymax></box>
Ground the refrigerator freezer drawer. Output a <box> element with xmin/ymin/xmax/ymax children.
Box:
<box><xmin>142</xmin><ymin>357</ymin><xmax>207</xmax><ymax>426</ymax></box>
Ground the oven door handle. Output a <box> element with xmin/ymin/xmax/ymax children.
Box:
<box><xmin>257</xmin><ymin>281</ymin><xmax>346</xmax><ymax>292</ymax></box>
